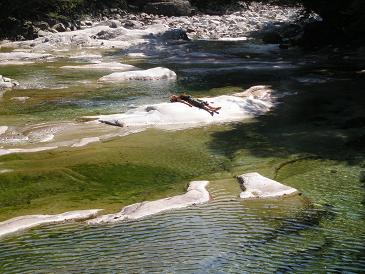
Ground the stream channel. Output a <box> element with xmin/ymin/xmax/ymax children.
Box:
<box><xmin>0</xmin><ymin>13</ymin><xmax>364</xmax><ymax>273</ymax></box>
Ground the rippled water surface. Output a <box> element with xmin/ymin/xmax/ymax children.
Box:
<box><xmin>1</xmin><ymin>173</ymin><xmax>364</xmax><ymax>273</ymax></box>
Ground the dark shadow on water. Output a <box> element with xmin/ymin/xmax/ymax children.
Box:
<box><xmin>208</xmin><ymin>73</ymin><xmax>365</xmax><ymax>165</ymax></box>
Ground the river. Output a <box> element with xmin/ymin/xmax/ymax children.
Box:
<box><xmin>0</xmin><ymin>5</ymin><xmax>364</xmax><ymax>273</ymax></box>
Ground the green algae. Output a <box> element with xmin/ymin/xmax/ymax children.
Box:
<box><xmin>0</xmin><ymin>127</ymin><xmax>228</xmax><ymax>221</ymax></box>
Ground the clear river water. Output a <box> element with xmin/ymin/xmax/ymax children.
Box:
<box><xmin>0</xmin><ymin>27</ymin><xmax>364</xmax><ymax>273</ymax></box>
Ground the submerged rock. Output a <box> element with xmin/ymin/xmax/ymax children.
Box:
<box><xmin>88</xmin><ymin>181</ymin><xmax>210</xmax><ymax>224</ymax></box>
<box><xmin>98</xmin><ymin>67</ymin><xmax>177</xmax><ymax>82</ymax></box>
<box><xmin>0</xmin><ymin>210</ymin><xmax>101</xmax><ymax>238</ymax></box>
<box><xmin>237</xmin><ymin>172</ymin><xmax>299</xmax><ymax>199</ymax></box>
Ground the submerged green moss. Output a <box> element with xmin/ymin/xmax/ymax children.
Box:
<box><xmin>0</xmin><ymin>127</ymin><xmax>229</xmax><ymax>221</ymax></box>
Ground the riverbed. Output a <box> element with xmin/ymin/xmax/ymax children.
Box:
<box><xmin>0</xmin><ymin>4</ymin><xmax>364</xmax><ymax>272</ymax></box>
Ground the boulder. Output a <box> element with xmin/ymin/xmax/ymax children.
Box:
<box><xmin>160</xmin><ymin>28</ymin><xmax>190</xmax><ymax>40</ymax></box>
<box><xmin>33</xmin><ymin>21</ymin><xmax>50</xmax><ymax>31</ymax></box>
<box><xmin>108</xmin><ymin>20</ymin><xmax>122</xmax><ymax>28</ymax></box>
<box><xmin>0</xmin><ymin>75</ymin><xmax>19</xmax><ymax>89</ymax></box>
<box><xmin>237</xmin><ymin>172</ymin><xmax>299</xmax><ymax>199</ymax></box>
<box><xmin>98</xmin><ymin>67</ymin><xmax>177</xmax><ymax>82</ymax></box>
<box><xmin>52</xmin><ymin>23</ymin><xmax>66</xmax><ymax>32</ymax></box>
<box><xmin>88</xmin><ymin>181</ymin><xmax>210</xmax><ymax>224</ymax></box>
<box><xmin>123</xmin><ymin>20</ymin><xmax>144</xmax><ymax>29</ymax></box>
<box><xmin>143</xmin><ymin>0</ymin><xmax>192</xmax><ymax>16</ymax></box>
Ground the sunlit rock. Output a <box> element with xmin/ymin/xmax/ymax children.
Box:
<box><xmin>0</xmin><ymin>126</ymin><xmax>8</xmax><ymax>135</ymax></box>
<box><xmin>0</xmin><ymin>52</ymin><xmax>52</xmax><ymax>65</ymax></box>
<box><xmin>88</xmin><ymin>181</ymin><xmax>210</xmax><ymax>224</ymax></box>
<box><xmin>0</xmin><ymin>210</ymin><xmax>101</xmax><ymax>238</ymax></box>
<box><xmin>86</xmin><ymin>85</ymin><xmax>274</xmax><ymax>130</ymax></box>
<box><xmin>0</xmin><ymin>75</ymin><xmax>19</xmax><ymax>89</ymax></box>
<box><xmin>237</xmin><ymin>172</ymin><xmax>299</xmax><ymax>199</ymax></box>
<box><xmin>98</xmin><ymin>67</ymin><xmax>177</xmax><ymax>82</ymax></box>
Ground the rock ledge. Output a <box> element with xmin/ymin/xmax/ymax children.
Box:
<box><xmin>238</xmin><ymin>172</ymin><xmax>299</xmax><ymax>199</ymax></box>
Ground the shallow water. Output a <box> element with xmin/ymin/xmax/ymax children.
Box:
<box><xmin>1</xmin><ymin>22</ymin><xmax>365</xmax><ymax>273</ymax></box>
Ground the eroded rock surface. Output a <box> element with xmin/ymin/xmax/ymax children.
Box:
<box><xmin>237</xmin><ymin>172</ymin><xmax>299</xmax><ymax>199</ymax></box>
<box><xmin>88</xmin><ymin>181</ymin><xmax>210</xmax><ymax>224</ymax></box>
<box><xmin>85</xmin><ymin>85</ymin><xmax>274</xmax><ymax>130</ymax></box>
<box><xmin>0</xmin><ymin>75</ymin><xmax>19</xmax><ymax>89</ymax></box>
<box><xmin>0</xmin><ymin>210</ymin><xmax>101</xmax><ymax>238</ymax></box>
<box><xmin>98</xmin><ymin>67</ymin><xmax>176</xmax><ymax>82</ymax></box>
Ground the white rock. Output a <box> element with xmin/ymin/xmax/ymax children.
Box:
<box><xmin>98</xmin><ymin>67</ymin><xmax>177</xmax><ymax>82</ymax></box>
<box><xmin>85</xmin><ymin>86</ymin><xmax>274</xmax><ymax>130</ymax></box>
<box><xmin>61</xmin><ymin>62</ymin><xmax>138</xmax><ymax>71</ymax></box>
<box><xmin>0</xmin><ymin>210</ymin><xmax>101</xmax><ymax>238</ymax></box>
<box><xmin>237</xmin><ymin>172</ymin><xmax>299</xmax><ymax>199</ymax></box>
<box><xmin>0</xmin><ymin>75</ymin><xmax>19</xmax><ymax>89</ymax></box>
<box><xmin>88</xmin><ymin>181</ymin><xmax>210</xmax><ymax>224</ymax></box>
<box><xmin>0</xmin><ymin>126</ymin><xmax>8</xmax><ymax>135</ymax></box>
<box><xmin>0</xmin><ymin>52</ymin><xmax>52</xmax><ymax>63</ymax></box>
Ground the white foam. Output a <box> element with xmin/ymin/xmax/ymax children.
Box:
<box><xmin>237</xmin><ymin>172</ymin><xmax>299</xmax><ymax>199</ymax></box>
<box><xmin>88</xmin><ymin>181</ymin><xmax>210</xmax><ymax>224</ymax></box>
<box><xmin>0</xmin><ymin>210</ymin><xmax>101</xmax><ymax>238</ymax></box>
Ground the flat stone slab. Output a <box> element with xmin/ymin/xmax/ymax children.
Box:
<box><xmin>84</xmin><ymin>85</ymin><xmax>274</xmax><ymax>131</ymax></box>
<box><xmin>237</xmin><ymin>172</ymin><xmax>299</xmax><ymax>199</ymax></box>
<box><xmin>98</xmin><ymin>67</ymin><xmax>177</xmax><ymax>82</ymax></box>
<box><xmin>88</xmin><ymin>181</ymin><xmax>210</xmax><ymax>224</ymax></box>
<box><xmin>0</xmin><ymin>209</ymin><xmax>101</xmax><ymax>238</ymax></box>
<box><xmin>61</xmin><ymin>62</ymin><xmax>138</xmax><ymax>71</ymax></box>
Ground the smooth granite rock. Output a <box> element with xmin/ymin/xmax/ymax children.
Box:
<box><xmin>88</xmin><ymin>181</ymin><xmax>210</xmax><ymax>224</ymax></box>
<box><xmin>237</xmin><ymin>172</ymin><xmax>299</xmax><ymax>199</ymax></box>
<box><xmin>98</xmin><ymin>67</ymin><xmax>176</xmax><ymax>82</ymax></box>
<box><xmin>0</xmin><ymin>210</ymin><xmax>101</xmax><ymax>238</ymax></box>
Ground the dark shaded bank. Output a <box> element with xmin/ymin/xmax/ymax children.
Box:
<box><xmin>296</xmin><ymin>0</ymin><xmax>365</xmax><ymax>48</ymax></box>
<box><xmin>0</xmin><ymin>0</ymin><xmax>128</xmax><ymax>40</ymax></box>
